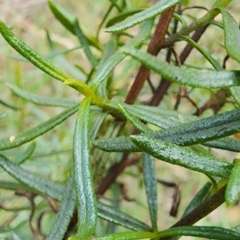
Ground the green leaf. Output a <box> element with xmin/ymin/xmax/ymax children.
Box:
<box><xmin>118</xmin><ymin>104</ymin><xmax>150</xmax><ymax>133</ymax></box>
<box><xmin>204</xmin><ymin>137</ymin><xmax>240</xmax><ymax>152</ymax></box>
<box><xmin>149</xmin><ymin>108</ymin><xmax>240</xmax><ymax>146</ymax></box>
<box><xmin>93</xmin><ymin>135</ymin><xmax>240</xmax><ymax>154</ymax></box>
<box><xmin>225</xmin><ymin>159</ymin><xmax>240</xmax><ymax>206</ymax></box>
<box><xmin>90</xmin><ymin>19</ymin><xmax>153</xmax><ymax>88</ymax></box>
<box><xmin>105</xmin><ymin>0</ymin><xmax>179</xmax><ymax>32</ymax></box>
<box><xmin>90</xmin><ymin>113</ymin><xmax>108</xmax><ymax>141</ymax></box>
<box><xmin>48</xmin><ymin>0</ymin><xmax>75</xmax><ymax>34</ymax></box>
<box><xmin>0</xmin><ymin>21</ymin><xmax>70</xmax><ymax>82</ymax></box>
<box><xmin>13</xmin><ymin>142</ymin><xmax>36</xmax><ymax>165</ymax></box>
<box><xmin>123</xmin><ymin>104</ymin><xmax>196</xmax><ymax>129</ymax></box>
<box><xmin>172</xmin><ymin>182</ymin><xmax>213</xmax><ymax>239</ymax></box>
<box><xmin>142</xmin><ymin>153</ymin><xmax>158</xmax><ymax>231</ymax></box>
<box><xmin>48</xmin><ymin>1</ymin><xmax>101</xmax><ymax>50</ymax></box>
<box><xmin>181</xmin><ymin>35</ymin><xmax>223</xmax><ymax>71</ymax></box>
<box><xmin>94</xmin><ymin>226</ymin><xmax>240</xmax><ymax>239</ymax></box>
<box><xmin>97</xmin><ymin>202</ymin><xmax>151</xmax><ymax>232</ymax></box>
<box><xmin>74</xmin><ymin>20</ymin><xmax>98</xmax><ymax>68</ymax></box>
<box><xmin>7</xmin><ymin>83</ymin><xmax>78</xmax><ymax>108</ymax></box>
<box><xmin>155</xmin><ymin>226</ymin><xmax>240</xmax><ymax>239</ymax></box>
<box><xmin>45</xmin><ymin>30</ymin><xmax>87</xmax><ymax>80</ymax></box>
<box><xmin>122</xmin><ymin>46</ymin><xmax>240</xmax><ymax>89</ymax></box>
<box><xmin>0</xmin><ymin>181</ymin><xmax>39</xmax><ymax>193</ymax></box>
<box><xmin>232</xmin><ymin>225</ymin><xmax>240</xmax><ymax>233</ymax></box>
<box><xmin>230</xmin><ymin>87</ymin><xmax>240</xmax><ymax>107</ymax></box>
<box><xmin>92</xmin><ymin>136</ymin><xmax>139</xmax><ymax>152</ymax></box>
<box><xmin>93</xmin><ymin>108</ymin><xmax>240</xmax><ymax>153</ymax></box>
<box><xmin>73</xmin><ymin>97</ymin><xmax>97</xmax><ymax>239</ymax></box>
<box><xmin>106</xmin><ymin>10</ymin><xmax>142</xmax><ymax>28</ymax></box>
<box><xmin>94</xmin><ymin>231</ymin><xmax>156</xmax><ymax>240</ymax></box>
<box><xmin>0</xmin><ymin>154</ymin><xmax>64</xmax><ymax>200</ymax></box>
<box><xmin>182</xmin><ymin>182</ymin><xmax>212</xmax><ymax>217</ymax></box>
<box><xmin>131</xmin><ymin>135</ymin><xmax>233</xmax><ymax>178</ymax></box>
<box><xmin>0</xmin><ymin>104</ymin><xmax>79</xmax><ymax>150</ymax></box>
<box><xmin>95</xmin><ymin>38</ymin><xmax>118</xmax><ymax>98</ymax></box>
<box><xmin>0</xmin><ymin>174</ymin><xmax>149</xmax><ymax>232</ymax></box>
<box><xmin>47</xmin><ymin>174</ymin><xmax>76</xmax><ymax>240</ymax></box>
<box><xmin>0</xmin><ymin>98</ymin><xmax>18</xmax><ymax>110</ymax></box>
<box><xmin>221</xmin><ymin>8</ymin><xmax>240</xmax><ymax>63</ymax></box>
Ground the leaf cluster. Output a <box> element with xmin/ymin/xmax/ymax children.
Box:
<box><xmin>0</xmin><ymin>0</ymin><xmax>240</xmax><ymax>239</ymax></box>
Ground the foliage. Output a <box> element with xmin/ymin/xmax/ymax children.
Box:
<box><xmin>0</xmin><ymin>0</ymin><xmax>240</xmax><ymax>239</ymax></box>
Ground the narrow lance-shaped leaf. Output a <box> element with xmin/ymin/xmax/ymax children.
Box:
<box><xmin>0</xmin><ymin>155</ymin><xmax>151</xmax><ymax>233</ymax></box>
<box><xmin>232</xmin><ymin>225</ymin><xmax>240</xmax><ymax>233</ymax></box>
<box><xmin>0</xmin><ymin>98</ymin><xmax>18</xmax><ymax>110</ymax></box>
<box><xmin>221</xmin><ymin>8</ymin><xmax>240</xmax><ymax>106</ymax></box>
<box><xmin>118</xmin><ymin>104</ymin><xmax>150</xmax><ymax>133</ymax></box>
<box><xmin>93</xmin><ymin>231</ymin><xmax>156</xmax><ymax>240</ymax></box>
<box><xmin>123</xmin><ymin>103</ymin><xmax>196</xmax><ymax>129</ymax></box>
<box><xmin>106</xmin><ymin>10</ymin><xmax>141</xmax><ymax>28</ymax></box>
<box><xmin>0</xmin><ymin>104</ymin><xmax>79</xmax><ymax>150</ymax></box>
<box><xmin>92</xmin><ymin>136</ymin><xmax>139</xmax><ymax>152</ymax></box>
<box><xmin>180</xmin><ymin>33</ymin><xmax>240</xmax><ymax>154</ymax></box>
<box><xmin>181</xmin><ymin>35</ymin><xmax>223</xmax><ymax>71</ymax></box>
<box><xmin>0</xmin><ymin>176</ymin><xmax>150</xmax><ymax>233</ymax></box>
<box><xmin>142</xmin><ymin>153</ymin><xmax>158</xmax><ymax>231</ymax></box>
<box><xmin>0</xmin><ymin>154</ymin><xmax>64</xmax><ymax>200</ymax></box>
<box><xmin>122</xmin><ymin>46</ymin><xmax>240</xmax><ymax>89</ymax></box>
<box><xmin>7</xmin><ymin>83</ymin><xmax>79</xmax><ymax>108</ymax></box>
<box><xmin>48</xmin><ymin>0</ymin><xmax>75</xmax><ymax>34</ymax></box>
<box><xmin>94</xmin><ymin>226</ymin><xmax>240</xmax><ymax>240</ymax></box>
<box><xmin>149</xmin><ymin>108</ymin><xmax>240</xmax><ymax>146</ymax></box>
<box><xmin>97</xmin><ymin>202</ymin><xmax>151</xmax><ymax>232</ymax></box>
<box><xmin>74</xmin><ymin>20</ymin><xmax>98</xmax><ymax>68</ymax></box>
<box><xmin>172</xmin><ymin>183</ymin><xmax>213</xmax><ymax>240</ymax></box>
<box><xmin>48</xmin><ymin>0</ymin><xmax>101</xmax><ymax>50</ymax></box>
<box><xmin>73</xmin><ymin>97</ymin><xmax>97</xmax><ymax>239</ymax></box>
<box><xmin>0</xmin><ymin>21</ymin><xmax>70</xmax><ymax>82</ymax></box>
<box><xmin>225</xmin><ymin>159</ymin><xmax>240</xmax><ymax>206</ymax></box>
<box><xmin>93</xmin><ymin>107</ymin><xmax>240</xmax><ymax>153</ymax></box>
<box><xmin>125</xmin><ymin>105</ymin><xmax>240</xmax><ymax>145</ymax></box>
<box><xmin>45</xmin><ymin>29</ymin><xmax>87</xmax><ymax>81</ymax></box>
<box><xmin>182</xmin><ymin>182</ymin><xmax>212</xmax><ymax>218</ymax></box>
<box><xmin>0</xmin><ymin>181</ymin><xmax>37</xmax><ymax>193</ymax></box>
<box><xmin>105</xmin><ymin>183</ymin><xmax>121</xmax><ymax>234</ymax></box>
<box><xmin>131</xmin><ymin>135</ymin><xmax>233</xmax><ymax>178</ymax></box>
<box><xmin>93</xmin><ymin>135</ymin><xmax>240</xmax><ymax>154</ymax></box>
<box><xmin>204</xmin><ymin>137</ymin><xmax>240</xmax><ymax>153</ymax></box>
<box><xmin>90</xmin><ymin>113</ymin><xmax>108</xmax><ymax>141</ymax></box>
<box><xmin>96</xmin><ymin>38</ymin><xmax>117</xmax><ymax>98</ymax></box>
<box><xmin>105</xmin><ymin>0</ymin><xmax>179</xmax><ymax>32</ymax></box>
<box><xmin>221</xmin><ymin>8</ymin><xmax>240</xmax><ymax>63</ymax></box>
<box><xmin>155</xmin><ymin>226</ymin><xmax>240</xmax><ymax>239</ymax></box>
<box><xmin>230</xmin><ymin>86</ymin><xmax>240</xmax><ymax>107</ymax></box>
<box><xmin>13</xmin><ymin>142</ymin><xmax>36</xmax><ymax>165</ymax></box>
<box><xmin>47</xmin><ymin>173</ymin><xmax>76</xmax><ymax>240</ymax></box>
<box><xmin>90</xmin><ymin>19</ymin><xmax>153</xmax><ymax>88</ymax></box>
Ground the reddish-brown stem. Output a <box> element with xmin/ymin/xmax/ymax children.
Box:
<box><xmin>97</xmin><ymin>155</ymin><xmax>139</xmax><ymax>195</ymax></box>
<box><xmin>149</xmin><ymin>25</ymin><xmax>209</xmax><ymax>106</ymax></box>
<box><xmin>125</xmin><ymin>6</ymin><xmax>175</xmax><ymax>104</ymax></box>
<box><xmin>196</xmin><ymin>89</ymin><xmax>230</xmax><ymax>116</ymax></box>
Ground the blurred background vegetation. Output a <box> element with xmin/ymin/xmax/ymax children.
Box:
<box><xmin>0</xmin><ymin>0</ymin><xmax>240</xmax><ymax>239</ymax></box>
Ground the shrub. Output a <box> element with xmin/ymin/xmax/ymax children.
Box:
<box><xmin>0</xmin><ymin>0</ymin><xmax>240</xmax><ymax>239</ymax></box>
